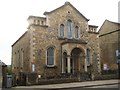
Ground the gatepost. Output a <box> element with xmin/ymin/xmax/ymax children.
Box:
<box><xmin>0</xmin><ymin>64</ymin><xmax>2</xmax><ymax>89</ymax></box>
<box><xmin>116</xmin><ymin>50</ymin><xmax>120</xmax><ymax>79</ymax></box>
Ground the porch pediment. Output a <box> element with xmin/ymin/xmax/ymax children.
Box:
<box><xmin>61</xmin><ymin>39</ymin><xmax>87</xmax><ymax>56</ymax></box>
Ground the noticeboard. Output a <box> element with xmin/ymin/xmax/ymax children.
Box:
<box><xmin>116</xmin><ymin>50</ymin><xmax>120</xmax><ymax>63</ymax></box>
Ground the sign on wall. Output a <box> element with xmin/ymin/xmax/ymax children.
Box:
<box><xmin>116</xmin><ymin>50</ymin><xmax>120</xmax><ymax>63</ymax></box>
<box><xmin>103</xmin><ymin>64</ymin><xmax>109</xmax><ymax>70</ymax></box>
<box><xmin>32</xmin><ymin>64</ymin><xmax>35</xmax><ymax>72</ymax></box>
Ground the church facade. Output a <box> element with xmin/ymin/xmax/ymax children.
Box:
<box><xmin>11</xmin><ymin>2</ymin><xmax>100</xmax><ymax>85</ymax></box>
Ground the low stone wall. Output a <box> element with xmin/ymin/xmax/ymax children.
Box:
<box><xmin>26</xmin><ymin>73</ymin><xmax>37</xmax><ymax>85</ymax></box>
<box><xmin>37</xmin><ymin>78</ymin><xmax>77</xmax><ymax>85</ymax></box>
<box><xmin>94</xmin><ymin>74</ymin><xmax>118</xmax><ymax>80</ymax></box>
<box><xmin>24</xmin><ymin>72</ymin><xmax>119</xmax><ymax>86</ymax></box>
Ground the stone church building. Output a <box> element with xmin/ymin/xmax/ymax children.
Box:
<box><xmin>11</xmin><ymin>2</ymin><xmax>100</xmax><ymax>85</ymax></box>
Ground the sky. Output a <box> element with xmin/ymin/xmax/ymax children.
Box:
<box><xmin>0</xmin><ymin>0</ymin><xmax>119</xmax><ymax>65</ymax></box>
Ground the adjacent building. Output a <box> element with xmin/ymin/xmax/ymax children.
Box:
<box><xmin>99</xmin><ymin>20</ymin><xmax>120</xmax><ymax>76</ymax></box>
<box><xmin>0</xmin><ymin>60</ymin><xmax>7</xmax><ymax>88</ymax></box>
<box><xmin>11</xmin><ymin>2</ymin><xmax>100</xmax><ymax>85</ymax></box>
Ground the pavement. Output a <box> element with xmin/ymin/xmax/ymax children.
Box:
<box><xmin>10</xmin><ymin>79</ymin><xmax>120</xmax><ymax>89</ymax></box>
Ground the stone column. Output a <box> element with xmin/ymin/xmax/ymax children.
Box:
<box><xmin>84</xmin><ymin>51</ymin><xmax>87</xmax><ymax>72</ymax></box>
<box><xmin>85</xmin><ymin>58</ymin><xmax>87</xmax><ymax>72</ymax></box>
<box><xmin>62</xmin><ymin>57</ymin><xmax>64</xmax><ymax>73</ymax></box>
<box><xmin>67</xmin><ymin>56</ymin><xmax>71</xmax><ymax>73</ymax></box>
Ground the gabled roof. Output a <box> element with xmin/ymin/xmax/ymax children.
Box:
<box><xmin>44</xmin><ymin>1</ymin><xmax>89</xmax><ymax>21</ymax></box>
<box><xmin>98</xmin><ymin>20</ymin><xmax>120</xmax><ymax>35</ymax></box>
<box><xmin>0</xmin><ymin>60</ymin><xmax>6</xmax><ymax>66</ymax></box>
<box><xmin>99</xmin><ymin>19</ymin><xmax>120</xmax><ymax>32</ymax></box>
<box><xmin>12</xmin><ymin>31</ymin><xmax>28</xmax><ymax>47</ymax></box>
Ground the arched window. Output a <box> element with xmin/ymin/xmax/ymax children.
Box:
<box><xmin>47</xmin><ymin>47</ymin><xmax>54</xmax><ymax>65</ymax></box>
<box><xmin>86</xmin><ymin>49</ymin><xmax>90</xmax><ymax>66</ymax></box>
<box><xmin>75</xmin><ymin>26</ymin><xmax>79</xmax><ymax>38</ymax></box>
<box><xmin>67</xmin><ymin>20</ymin><xmax>72</xmax><ymax>38</ymax></box>
<box><xmin>60</xmin><ymin>24</ymin><xmax>64</xmax><ymax>37</ymax></box>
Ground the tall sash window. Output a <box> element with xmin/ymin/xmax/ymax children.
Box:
<box><xmin>47</xmin><ymin>47</ymin><xmax>54</xmax><ymax>65</ymax></box>
<box><xmin>75</xmin><ymin>26</ymin><xmax>79</xmax><ymax>38</ymax></box>
<box><xmin>60</xmin><ymin>24</ymin><xmax>64</xmax><ymax>37</ymax></box>
<box><xmin>67</xmin><ymin>20</ymin><xmax>72</xmax><ymax>38</ymax></box>
<box><xmin>86</xmin><ymin>49</ymin><xmax>90</xmax><ymax>65</ymax></box>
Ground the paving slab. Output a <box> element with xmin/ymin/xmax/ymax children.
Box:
<box><xmin>12</xmin><ymin>79</ymin><xmax>119</xmax><ymax>89</ymax></box>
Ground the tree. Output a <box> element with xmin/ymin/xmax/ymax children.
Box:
<box><xmin>6</xmin><ymin>65</ymin><xmax>12</xmax><ymax>75</ymax></box>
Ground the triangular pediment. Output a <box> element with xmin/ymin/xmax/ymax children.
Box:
<box><xmin>44</xmin><ymin>2</ymin><xmax>89</xmax><ymax>21</ymax></box>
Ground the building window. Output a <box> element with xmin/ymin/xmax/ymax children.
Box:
<box><xmin>86</xmin><ymin>49</ymin><xmax>90</xmax><ymax>66</ymax></box>
<box><xmin>75</xmin><ymin>26</ymin><xmax>79</xmax><ymax>38</ymax></box>
<box><xmin>37</xmin><ymin>20</ymin><xmax>40</xmax><ymax>24</ymax></box>
<box><xmin>41</xmin><ymin>21</ymin><xmax>44</xmax><ymax>25</ymax></box>
<box><xmin>34</xmin><ymin>20</ymin><xmax>36</xmax><ymax>23</ymax></box>
<box><xmin>67</xmin><ymin>19</ymin><xmax>72</xmax><ymax>38</ymax></box>
<box><xmin>47</xmin><ymin>47</ymin><xmax>54</xmax><ymax>65</ymax></box>
<box><xmin>60</xmin><ymin>24</ymin><xmax>64</xmax><ymax>37</ymax></box>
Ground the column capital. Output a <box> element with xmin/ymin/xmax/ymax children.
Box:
<box><xmin>67</xmin><ymin>55</ymin><xmax>71</xmax><ymax>57</ymax></box>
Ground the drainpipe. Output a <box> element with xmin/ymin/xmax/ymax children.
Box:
<box><xmin>60</xmin><ymin>43</ymin><xmax>62</xmax><ymax>74</ymax></box>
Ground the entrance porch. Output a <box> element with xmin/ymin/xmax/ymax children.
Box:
<box><xmin>61</xmin><ymin>42</ymin><xmax>90</xmax><ymax>81</ymax></box>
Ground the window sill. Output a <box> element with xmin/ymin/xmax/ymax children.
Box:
<box><xmin>58</xmin><ymin>36</ymin><xmax>80</xmax><ymax>40</ymax></box>
<box><xmin>87</xmin><ymin>64</ymin><xmax>92</xmax><ymax>67</ymax></box>
<box><xmin>58</xmin><ymin>36</ymin><xmax>66</xmax><ymax>40</ymax></box>
<box><xmin>44</xmin><ymin>65</ymin><xmax>57</xmax><ymax>68</ymax></box>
